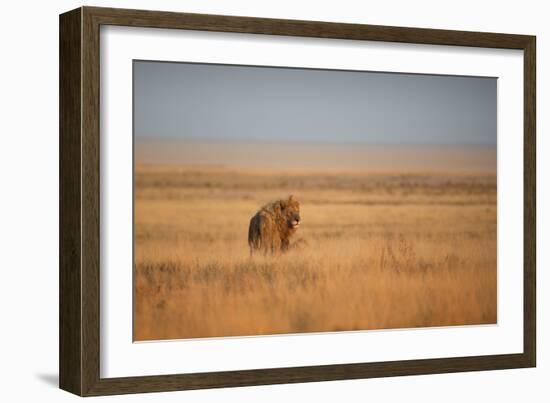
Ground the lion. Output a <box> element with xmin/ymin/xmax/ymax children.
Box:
<box><xmin>248</xmin><ymin>195</ymin><xmax>301</xmax><ymax>255</ymax></box>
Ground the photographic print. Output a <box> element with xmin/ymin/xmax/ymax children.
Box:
<box><xmin>133</xmin><ymin>61</ymin><xmax>497</xmax><ymax>341</ymax></box>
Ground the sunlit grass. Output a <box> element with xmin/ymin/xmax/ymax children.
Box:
<box><xmin>134</xmin><ymin>166</ymin><xmax>497</xmax><ymax>341</ymax></box>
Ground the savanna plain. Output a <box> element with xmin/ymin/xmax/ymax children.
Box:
<box><xmin>134</xmin><ymin>141</ymin><xmax>497</xmax><ymax>341</ymax></box>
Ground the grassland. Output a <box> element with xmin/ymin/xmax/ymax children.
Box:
<box><xmin>134</xmin><ymin>163</ymin><xmax>497</xmax><ymax>341</ymax></box>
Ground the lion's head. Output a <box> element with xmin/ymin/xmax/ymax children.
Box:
<box><xmin>280</xmin><ymin>195</ymin><xmax>301</xmax><ymax>231</ymax></box>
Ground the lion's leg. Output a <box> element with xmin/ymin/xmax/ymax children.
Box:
<box><xmin>264</xmin><ymin>233</ymin><xmax>278</xmax><ymax>255</ymax></box>
<box><xmin>281</xmin><ymin>238</ymin><xmax>290</xmax><ymax>252</ymax></box>
<box><xmin>270</xmin><ymin>236</ymin><xmax>282</xmax><ymax>254</ymax></box>
<box><xmin>263</xmin><ymin>238</ymin><xmax>274</xmax><ymax>256</ymax></box>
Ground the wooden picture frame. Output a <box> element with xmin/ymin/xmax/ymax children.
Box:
<box><xmin>59</xmin><ymin>6</ymin><xmax>536</xmax><ymax>396</ymax></box>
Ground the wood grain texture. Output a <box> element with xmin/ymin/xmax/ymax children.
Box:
<box><xmin>523</xmin><ymin>38</ymin><xmax>536</xmax><ymax>367</ymax></box>
<box><xmin>81</xmin><ymin>7</ymin><xmax>101</xmax><ymax>395</ymax></box>
<box><xmin>86</xmin><ymin>6</ymin><xmax>531</xmax><ymax>49</ymax></box>
<box><xmin>87</xmin><ymin>354</ymin><xmax>530</xmax><ymax>396</ymax></box>
<box><xmin>59</xmin><ymin>6</ymin><xmax>537</xmax><ymax>396</ymax></box>
<box><xmin>59</xmin><ymin>7</ymin><xmax>82</xmax><ymax>396</ymax></box>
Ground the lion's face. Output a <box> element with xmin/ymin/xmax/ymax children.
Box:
<box><xmin>281</xmin><ymin>195</ymin><xmax>301</xmax><ymax>230</ymax></box>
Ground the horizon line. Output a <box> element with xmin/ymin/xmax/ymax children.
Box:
<box><xmin>134</xmin><ymin>136</ymin><xmax>497</xmax><ymax>146</ymax></box>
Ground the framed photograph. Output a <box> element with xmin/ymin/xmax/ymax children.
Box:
<box><xmin>59</xmin><ymin>6</ymin><xmax>536</xmax><ymax>396</ymax></box>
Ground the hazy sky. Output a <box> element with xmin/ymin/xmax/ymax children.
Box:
<box><xmin>134</xmin><ymin>61</ymin><xmax>496</xmax><ymax>145</ymax></box>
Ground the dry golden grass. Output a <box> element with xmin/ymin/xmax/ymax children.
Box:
<box><xmin>134</xmin><ymin>165</ymin><xmax>497</xmax><ymax>341</ymax></box>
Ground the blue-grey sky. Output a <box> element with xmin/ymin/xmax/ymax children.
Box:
<box><xmin>134</xmin><ymin>61</ymin><xmax>496</xmax><ymax>145</ymax></box>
